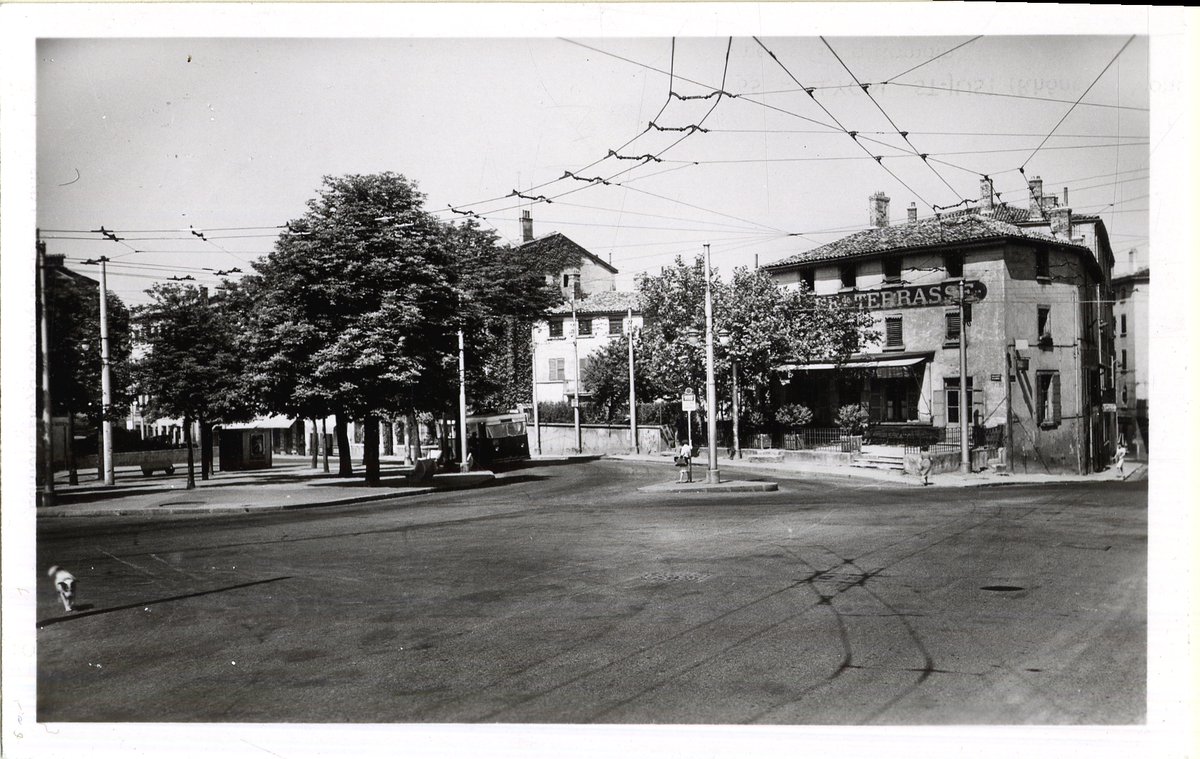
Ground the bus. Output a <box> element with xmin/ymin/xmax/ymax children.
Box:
<box><xmin>458</xmin><ymin>412</ymin><xmax>530</xmax><ymax>467</ymax></box>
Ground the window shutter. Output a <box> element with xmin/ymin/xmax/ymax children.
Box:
<box><xmin>886</xmin><ymin>317</ymin><xmax>903</xmax><ymax>347</ymax></box>
<box><xmin>1051</xmin><ymin>372</ymin><xmax>1062</xmax><ymax>424</ymax></box>
<box><xmin>945</xmin><ymin>311</ymin><xmax>961</xmax><ymax>341</ymax></box>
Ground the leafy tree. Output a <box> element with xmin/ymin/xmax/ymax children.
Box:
<box><xmin>244</xmin><ymin>172</ymin><xmax>461</xmax><ymax>483</ymax></box>
<box><xmin>39</xmin><ymin>259</ymin><xmax>134</xmax><ymax>476</ymax></box>
<box><xmin>583</xmin><ymin>256</ymin><xmax>876</xmax><ymax>441</ymax></box>
<box><xmin>133</xmin><ymin>282</ymin><xmax>251</xmax><ymax>488</ymax></box>
<box><xmin>446</xmin><ymin>219</ymin><xmax>563</xmax><ymax>413</ymax></box>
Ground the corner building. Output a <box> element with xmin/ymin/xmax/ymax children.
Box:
<box><xmin>764</xmin><ymin>182</ymin><xmax>1116</xmax><ymax>475</ymax></box>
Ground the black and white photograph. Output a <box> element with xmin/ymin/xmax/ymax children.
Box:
<box><xmin>1</xmin><ymin>4</ymin><xmax>1194</xmax><ymax>759</ymax></box>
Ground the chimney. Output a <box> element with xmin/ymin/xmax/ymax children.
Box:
<box><xmin>907</xmin><ymin>202</ymin><xmax>918</xmax><ymax>223</ymax></box>
<box><xmin>869</xmin><ymin>191</ymin><xmax>890</xmax><ymax>228</ymax></box>
<box><xmin>45</xmin><ymin>253</ymin><xmax>66</xmax><ymax>269</ymax></box>
<box><xmin>1048</xmin><ymin>206</ymin><xmax>1073</xmax><ymax>240</ymax></box>
<box><xmin>1028</xmin><ymin>176</ymin><xmax>1044</xmax><ymax>216</ymax></box>
<box><xmin>520</xmin><ymin>209</ymin><xmax>533</xmax><ymax>243</ymax></box>
<box><xmin>1062</xmin><ymin>186</ymin><xmax>1069</xmax><ymax>207</ymax></box>
<box><xmin>979</xmin><ymin>177</ymin><xmax>995</xmax><ymax>211</ymax></box>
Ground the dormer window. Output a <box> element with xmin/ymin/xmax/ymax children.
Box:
<box><xmin>945</xmin><ymin>251</ymin><xmax>963</xmax><ymax>279</ymax></box>
<box><xmin>883</xmin><ymin>257</ymin><xmax>902</xmax><ymax>285</ymax></box>
<box><xmin>839</xmin><ymin>263</ymin><xmax>856</xmax><ymax>290</ymax></box>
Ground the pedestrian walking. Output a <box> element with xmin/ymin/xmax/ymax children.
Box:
<box><xmin>917</xmin><ymin>445</ymin><xmax>933</xmax><ymax>486</ymax></box>
<box><xmin>1115</xmin><ymin>439</ymin><xmax>1128</xmax><ymax>475</ymax></box>
<box><xmin>675</xmin><ymin>441</ymin><xmax>693</xmax><ymax>484</ymax></box>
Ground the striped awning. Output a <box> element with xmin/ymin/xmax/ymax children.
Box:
<box><xmin>776</xmin><ymin>353</ymin><xmax>931</xmax><ymax>372</ymax></box>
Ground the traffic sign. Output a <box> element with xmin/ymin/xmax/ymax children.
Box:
<box><xmin>681</xmin><ymin>388</ymin><xmax>697</xmax><ymax>412</ymax></box>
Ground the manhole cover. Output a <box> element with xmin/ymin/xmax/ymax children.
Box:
<box><xmin>981</xmin><ymin>585</ymin><xmax>1025</xmax><ymax>592</ymax></box>
<box><xmin>642</xmin><ymin>572</ymin><xmax>711</xmax><ymax>584</ymax></box>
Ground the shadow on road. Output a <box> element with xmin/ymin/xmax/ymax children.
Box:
<box><xmin>36</xmin><ymin>576</ymin><xmax>293</xmax><ymax>629</ymax></box>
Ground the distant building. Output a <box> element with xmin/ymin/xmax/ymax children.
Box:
<box><xmin>764</xmin><ymin>180</ymin><xmax>1116</xmax><ymax>475</ymax></box>
<box><xmin>1112</xmin><ymin>265</ymin><xmax>1149</xmax><ymax>459</ymax></box>
<box><xmin>519</xmin><ymin>211</ymin><xmax>644</xmax><ymax>406</ymax></box>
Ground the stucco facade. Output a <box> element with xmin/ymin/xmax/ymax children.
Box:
<box><xmin>765</xmin><ymin>187</ymin><xmax>1115</xmax><ymax>475</ymax></box>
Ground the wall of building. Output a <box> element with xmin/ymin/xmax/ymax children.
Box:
<box><xmin>532</xmin><ymin>312</ymin><xmax>644</xmax><ymax>404</ymax></box>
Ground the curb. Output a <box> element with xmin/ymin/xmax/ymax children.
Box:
<box><xmin>638</xmin><ymin>479</ymin><xmax>780</xmax><ymax>494</ymax></box>
<box><xmin>36</xmin><ymin>474</ymin><xmax>497</xmax><ymax>519</ymax></box>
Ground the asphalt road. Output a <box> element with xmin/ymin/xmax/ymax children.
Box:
<box><xmin>36</xmin><ymin>459</ymin><xmax>1147</xmax><ymax>724</ymax></box>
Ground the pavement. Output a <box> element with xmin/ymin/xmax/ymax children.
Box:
<box><xmin>35</xmin><ymin>451</ymin><xmax>1147</xmax><ymax>519</ymax></box>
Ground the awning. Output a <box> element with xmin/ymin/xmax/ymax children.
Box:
<box><xmin>776</xmin><ymin>353</ymin><xmax>931</xmax><ymax>372</ymax></box>
<box><xmin>220</xmin><ymin>416</ymin><xmax>297</xmax><ymax>430</ymax></box>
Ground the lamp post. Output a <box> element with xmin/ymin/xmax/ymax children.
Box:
<box><xmin>626</xmin><ymin>307</ymin><xmax>638</xmax><ymax>455</ymax></box>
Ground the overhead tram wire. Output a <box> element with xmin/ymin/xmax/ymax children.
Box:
<box><xmin>879</xmin><ymin>36</ymin><xmax>984</xmax><ymax>84</ymax></box>
<box><xmin>1019</xmin><ymin>35</ymin><xmax>1137</xmax><ymax>173</ymax></box>
<box><xmin>821</xmin><ymin>35</ymin><xmax>965</xmax><ymax>202</ymax></box>
<box><xmin>752</xmin><ymin>36</ymin><xmax>936</xmax><ymax>210</ymax></box>
<box><xmin>881</xmin><ymin>81</ymin><xmax>1148</xmax><ymax>113</ymax></box>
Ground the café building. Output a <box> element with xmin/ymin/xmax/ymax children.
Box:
<box><xmin>763</xmin><ymin>183</ymin><xmax>1116</xmax><ymax>475</ymax></box>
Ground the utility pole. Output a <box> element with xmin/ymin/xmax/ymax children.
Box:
<box><xmin>37</xmin><ymin>236</ymin><xmax>56</xmax><ymax>505</ymax></box>
<box><xmin>732</xmin><ymin>361</ymin><xmax>741</xmax><ymax>459</ymax></box>
<box><xmin>703</xmin><ymin>243</ymin><xmax>720</xmax><ymax>485</ymax></box>
<box><xmin>98</xmin><ymin>255</ymin><xmax>115</xmax><ymax>485</ymax></box>
<box><xmin>531</xmin><ymin>324</ymin><xmax>541</xmax><ymax>456</ymax></box>
<box><xmin>572</xmin><ymin>300</ymin><xmax>582</xmax><ymax>455</ymax></box>
<box><xmin>458</xmin><ymin>329</ymin><xmax>470</xmax><ymax>472</ymax></box>
<box><xmin>627</xmin><ymin>307</ymin><xmax>637</xmax><ymax>454</ymax></box>
<box><xmin>959</xmin><ymin>278</ymin><xmax>970</xmax><ymax>474</ymax></box>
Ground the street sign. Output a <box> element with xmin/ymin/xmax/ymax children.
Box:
<box><xmin>1102</xmin><ymin>402</ymin><xmax>1117</xmax><ymax>413</ymax></box>
<box><xmin>681</xmin><ymin>388</ymin><xmax>697</xmax><ymax>412</ymax></box>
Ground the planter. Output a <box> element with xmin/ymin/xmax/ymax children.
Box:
<box><xmin>840</xmin><ymin>434</ymin><xmax>863</xmax><ymax>454</ymax></box>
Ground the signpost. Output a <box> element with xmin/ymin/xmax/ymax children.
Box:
<box><xmin>681</xmin><ymin>388</ymin><xmax>696</xmax><ymax>447</ymax></box>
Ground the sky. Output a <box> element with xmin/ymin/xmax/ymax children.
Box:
<box><xmin>32</xmin><ymin>28</ymin><xmax>1152</xmax><ymax>305</ymax></box>
<box><xmin>3</xmin><ymin>5</ymin><xmax>1196</xmax><ymax>759</ymax></box>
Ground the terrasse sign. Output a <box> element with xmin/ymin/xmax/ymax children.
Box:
<box><xmin>822</xmin><ymin>280</ymin><xmax>988</xmax><ymax>310</ymax></box>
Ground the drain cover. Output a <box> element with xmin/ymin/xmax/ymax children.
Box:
<box><xmin>981</xmin><ymin>585</ymin><xmax>1025</xmax><ymax>592</ymax></box>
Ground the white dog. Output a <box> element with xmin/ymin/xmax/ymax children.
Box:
<box><xmin>48</xmin><ymin>566</ymin><xmax>76</xmax><ymax>612</ymax></box>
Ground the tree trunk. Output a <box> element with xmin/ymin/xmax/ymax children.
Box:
<box><xmin>184</xmin><ymin>415</ymin><xmax>196</xmax><ymax>489</ymax></box>
<box><xmin>311</xmin><ymin>417</ymin><xmax>318</xmax><ymax>469</ymax></box>
<box><xmin>363</xmin><ymin>413</ymin><xmax>380</xmax><ymax>484</ymax></box>
<box><xmin>335</xmin><ymin>411</ymin><xmax>353</xmax><ymax>477</ymax></box>
<box><xmin>199</xmin><ymin>415</ymin><xmax>211</xmax><ymax>480</ymax></box>
<box><xmin>408</xmin><ymin>411</ymin><xmax>422</xmax><ymax>464</ymax></box>
<box><xmin>322</xmin><ymin>417</ymin><xmax>330</xmax><ymax>473</ymax></box>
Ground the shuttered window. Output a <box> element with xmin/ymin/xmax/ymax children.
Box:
<box><xmin>885</xmin><ymin>316</ymin><xmax>903</xmax><ymax>348</ymax></box>
<box><xmin>1036</xmin><ymin>370</ymin><xmax>1061</xmax><ymax>427</ymax></box>
<box><xmin>548</xmin><ymin>358</ymin><xmax>566</xmax><ymax>382</ymax></box>
<box><xmin>945</xmin><ymin>311</ymin><xmax>961</xmax><ymax>344</ymax></box>
<box><xmin>945</xmin><ymin>377</ymin><xmax>974</xmax><ymax>425</ymax></box>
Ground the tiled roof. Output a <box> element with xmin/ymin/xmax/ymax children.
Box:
<box><xmin>516</xmin><ymin>232</ymin><xmax>618</xmax><ymax>275</ymax></box>
<box><xmin>548</xmin><ymin>290</ymin><xmax>642</xmax><ymax>315</ymax></box>
<box><xmin>1112</xmin><ymin>267</ymin><xmax>1150</xmax><ymax>284</ymax></box>
<box><xmin>764</xmin><ymin>212</ymin><xmax>1085</xmax><ymax>271</ymax></box>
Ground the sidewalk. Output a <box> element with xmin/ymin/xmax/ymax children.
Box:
<box><xmin>608</xmin><ymin>451</ymin><xmax>1147</xmax><ymax>489</ymax></box>
<box><xmin>36</xmin><ymin>455</ymin><xmax>494</xmax><ymax>519</ymax></box>
<box><xmin>36</xmin><ymin>452</ymin><xmax>1146</xmax><ymax>519</ymax></box>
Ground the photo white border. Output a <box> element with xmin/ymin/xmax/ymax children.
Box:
<box><xmin>2</xmin><ymin>4</ymin><xmax>1194</xmax><ymax>758</ymax></box>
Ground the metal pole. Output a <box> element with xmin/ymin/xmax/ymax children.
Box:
<box><xmin>37</xmin><ymin>237</ymin><xmax>56</xmax><ymax>504</ymax></box>
<box><xmin>959</xmin><ymin>279</ymin><xmax>970</xmax><ymax>474</ymax></box>
<box><xmin>703</xmin><ymin>243</ymin><xmax>720</xmax><ymax>484</ymax></box>
<box><xmin>458</xmin><ymin>329</ymin><xmax>470</xmax><ymax>473</ymax></box>
<box><xmin>572</xmin><ymin>300</ymin><xmax>582</xmax><ymax>455</ymax></box>
<box><xmin>531</xmin><ymin>323</ymin><xmax>541</xmax><ymax>456</ymax></box>
<box><xmin>99</xmin><ymin>256</ymin><xmax>115</xmax><ymax>485</ymax></box>
<box><xmin>627</xmin><ymin>307</ymin><xmax>638</xmax><ymax>454</ymax></box>
<box><xmin>732</xmin><ymin>360</ymin><xmax>741</xmax><ymax>459</ymax></box>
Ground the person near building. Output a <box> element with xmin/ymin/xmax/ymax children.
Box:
<box><xmin>1115</xmin><ymin>438</ymin><xmax>1128</xmax><ymax>475</ymax></box>
<box><xmin>918</xmin><ymin>446</ymin><xmax>933</xmax><ymax>486</ymax></box>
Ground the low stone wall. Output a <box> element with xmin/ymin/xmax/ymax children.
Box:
<box><xmin>903</xmin><ymin>447</ymin><xmax>1000</xmax><ymax>476</ymax></box>
<box><xmin>75</xmin><ymin>446</ymin><xmax>209</xmax><ymax>470</ymax></box>
<box><xmin>532</xmin><ymin>423</ymin><xmax>669</xmax><ymax>456</ymax></box>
